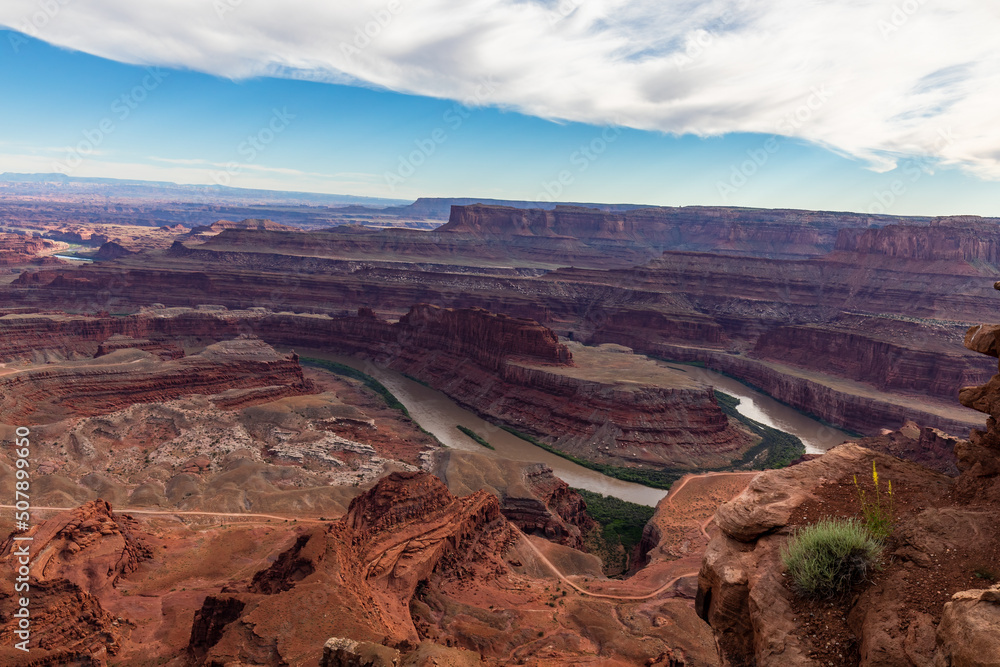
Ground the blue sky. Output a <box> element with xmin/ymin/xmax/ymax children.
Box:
<box><xmin>1</xmin><ymin>2</ymin><xmax>999</xmax><ymax>217</ymax></box>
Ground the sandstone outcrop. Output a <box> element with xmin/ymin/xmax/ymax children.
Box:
<box><xmin>934</xmin><ymin>584</ymin><xmax>1000</xmax><ymax>667</ymax></box>
<box><xmin>434</xmin><ymin>450</ymin><xmax>598</xmax><ymax>550</ymax></box>
<box><xmin>186</xmin><ymin>471</ymin><xmax>516</xmax><ymax>665</ymax></box>
<box><xmin>0</xmin><ymin>305</ymin><xmax>748</xmax><ymax>468</ymax></box>
<box><xmin>0</xmin><ymin>231</ymin><xmax>56</xmax><ymax>265</ymax></box>
<box><xmin>696</xmin><ymin>444</ymin><xmax>959</xmax><ymax>665</ymax></box>
<box><xmin>627</xmin><ymin>341</ymin><xmax>985</xmax><ymax>437</ymax></box>
<box><xmin>440</xmin><ymin>203</ymin><xmax>903</xmax><ymax>261</ymax></box>
<box><xmin>321</xmin><ymin>637</ymin><xmax>404</xmax><ymax>666</ymax></box>
<box><xmin>43</xmin><ymin>229</ymin><xmax>110</xmax><ymax>245</ymax></box>
<box><xmin>319</xmin><ymin>637</ymin><xmax>486</xmax><ymax>667</ymax></box>
<box><xmin>0</xmin><ymin>336</ymin><xmax>313</xmax><ymax>423</ymax></box>
<box><xmin>696</xmin><ymin>288</ymin><xmax>1000</xmax><ymax>665</ymax></box>
<box><xmin>750</xmin><ymin>319</ymin><xmax>990</xmax><ymax>401</ymax></box>
<box><xmin>333</xmin><ymin>308</ymin><xmax>751</xmax><ymax>468</ymax></box>
<box><xmin>0</xmin><ymin>499</ymin><xmax>151</xmax><ymax>591</ymax></box>
<box><xmin>94</xmin><ymin>241</ymin><xmax>135</xmax><ymax>260</ymax></box>
<box><xmin>95</xmin><ymin>333</ymin><xmax>184</xmax><ymax>359</ymax></box>
<box><xmin>8</xmin><ymin>384</ymin><xmax>421</xmax><ymax>515</ymax></box>
<box><xmin>184</xmin><ymin>470</ymin><xmax>718</xmax><ymax>666</ymax></box>
<box><xmin>833</xmin><ymin>216</ymin><xmax>1000</xmax><ymax>267</ymax></box>
<box><xmin>853</xmin><ymin>421</ymin><xmax>962</xmax><ymax>476</ymax></box>
<box><xmin>185</xmin><ymin>218</ymin><xmax>300</xmax><ymax>237</ymax></box>
<box><xmin>0</xmin><ymin>500</ymin><xmax>152</xmax><ymax>662</ymax></box>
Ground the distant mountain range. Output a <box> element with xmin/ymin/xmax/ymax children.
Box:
<box><xmin>0</xmin><ymin>173</ymin><xmax>662</xmax><ymax>220</ymax></box>
<box><xmin>0</xmin><ymin>173</ymin><xmax>410</xmax><ymax>208</ymax></box>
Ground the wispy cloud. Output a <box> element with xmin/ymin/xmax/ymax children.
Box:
<box><xmin>0</xmin><ymin>151</ymin><xmax>387</xmax><ymax>196</ymax></box>
<box><xmin>145</xmin><ymin>155</ymin><xmax>379</xmax><ymax>181</ymax></box>
<box><xmin>3</xmin><ymin>0</ymin><xmax>999</xmax><ymax>178</ymax></box>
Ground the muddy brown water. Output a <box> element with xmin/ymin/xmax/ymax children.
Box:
<box><xmin>659</xmin><ymin>363</ymin><xmax>853</xmax><ymax>455</ymax></box>
<box><xmin>304</xmin><ymin>351</ymin><xmax>851</xmax><ymax>507</ymax></box>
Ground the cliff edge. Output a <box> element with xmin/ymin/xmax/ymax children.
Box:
<box><xmin>696</xmin><ymin>283</ymin><xmax>1000</xmax><ymax>666</ymax></box>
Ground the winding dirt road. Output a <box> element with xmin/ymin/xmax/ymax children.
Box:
<box><xmin>512</xmin><ymin>526</ymin><xmax>697</xmax><ymax>601</ymax></box>
<box><xmin>666</xmin><ymin>471</ymin><xmax>759</xmax><ymax>539</ymax></box>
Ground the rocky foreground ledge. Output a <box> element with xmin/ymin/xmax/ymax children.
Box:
<box><xmin>696</xmin><ymin>308</ymin><xmax>1000</xmax><ymax>666</ymax></box>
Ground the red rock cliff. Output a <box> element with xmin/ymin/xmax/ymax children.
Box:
<box><xmin>187</xmin><ymin>471</ymin><xmax>515</xmax><ymax>665</ymax></box>
<box><xmin>0</xmin><ymin>336</ymin><xmax>313</xmax><ymax>422</ymax></box>
<box><xmin>834</xmin><ymin>216</ymin><xmax>1000</xmax><ymax>265</ymax></box>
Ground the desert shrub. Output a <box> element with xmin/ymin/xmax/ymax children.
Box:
<box><xmin>782</xmin><ymin>517</ymin><xmax>882</xmax><ymax>598</ymax></box>
<box><xmin>573</xmin><ymin>488</ymin><xmax>655</xmax><ymax>554</ymax></box>
<box><xmin>854</xmin><ymin>460</ymin><xmax>896</xmax><ymax>540</ymax></box>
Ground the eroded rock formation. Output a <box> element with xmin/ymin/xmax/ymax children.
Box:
<box><xmin>94</xmin><ymin>241</ymin><xmax>135</xmax><ymax>260</ymax></box>
<box><xmin>434</xmin><ymin>450</ymin><xmax>598</xmax><ymax>550</ymax></box>
<box><xmin>0</xmin><ymin>500</ymin><xmax>152</xmax><ymax>662</ymax></box>
<box><xmin>183</xmin><ymin>470</ymin><xmax>718</xmax><ymax>666</ymax></box>
<box><xmin>186</xmin><ymin>471</ymin><xmax>516</xmax><ymax>664</ymax></box>
<box><xmin>184</xmin><ymin>218</ymin><xmax>300</xmax><ymax>239</ymax></box>
<box><xmin>695</xmin><ymin>289</ymin><xmax>1000</xmax><ymax>665</ymax></box>
<box><xmin>0</xmin><ymin>305</ymin><xmax>749</xmax><ymax>468</ymax></box>
<box><xmin>0</xmin><ymin>336</ymin><xmax>313</xmax><ymax>423</ymax></box>
<box><xmin>852</xmin><ymin>421</ymin><xmax>962</xmax><ymax>476</ymax></box>
<box><xmin>8</xmin><ymin>207</ymin><xmax>997</xmax><ymax>437</ymax></box>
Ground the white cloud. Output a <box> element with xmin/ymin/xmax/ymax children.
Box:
<box><xmin>3</xmin><ymin>0</ymin><xmax>999</xmax><ymax>178</ymax></box>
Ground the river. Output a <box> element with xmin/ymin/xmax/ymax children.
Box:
<box><xmin>657</xmin><ymin>363</ymin><xmax>853</xmax><ymax>455</ymax></box>
<box><xmin>303</xmin><ymin>351</ymin><xmax>851</xmax><ymax>507</ymax></box>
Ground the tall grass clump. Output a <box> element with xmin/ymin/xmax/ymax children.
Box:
<box><xmin>854</xmin><ymin>460</ymin><xmax>895</xmax><ymax>541</ymax></box>
<box><xmin>782</xmin><ymin>517</ymin><xmax>882</xmax><ymax>598</ymax></box>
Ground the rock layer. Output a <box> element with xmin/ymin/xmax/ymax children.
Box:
<box><xmin>0</xmin><ymin>336</ymin><xmax>313</xmax><ymax>423</ymax></box>
<box><xmin>0</xmin><ymin>305</ymin><xmax>748</xmax><ymax>468</ymax></box>
<box><xmin>186</xmin><ymin>471</ymin><xmax>516</xmax><ymax>664</ymax></box>
<box><xmin>696</xmin><ymin>284</ymin><xmax>1000</xmax><ymax>665</ymax></box>
<box><xmin>434</xmin><ymin>449</ymin><xmax>598</xmax><ymax>550</ymax></box>
<box><xmin>0</xmin><ymin>500</ymin><xmax>153</xmax><ymax>662</ymax></box>
<box><xmin>8</xmin><ymin>207</ymin><xmax>999</xmax><ymax>437</ymax></box>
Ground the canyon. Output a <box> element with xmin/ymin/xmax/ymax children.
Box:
<box><xmin>0</xmin><ymin>305</ymin><xmax>760</xmax><ymax>471</ymax></box>
<box><xmin>0</xmin><ymin>337</ymin><xmax>314</xmax><ymax>423</ymax></box>
<box><xmin>3</xmin><ymin>205</ymin><xmax>992</xmax><ymax>438</ymax></box>
<box><xmin>0</xmin><ymin>192</ymin><xmax>998</xmax><ymax>666</ymax></box>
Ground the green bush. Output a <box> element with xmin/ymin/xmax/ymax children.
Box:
<box><xmin>573</xmin><ymin>488</ymin><xmax>655</xmax><ymax>554</ymax></box>
<box><xmin>782</xmin><ymin>518</ymin><xmax>882</xmax><ymax>598</ymax></box>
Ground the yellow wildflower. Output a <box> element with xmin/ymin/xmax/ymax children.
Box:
<box><xmin>872</xmin><ymin>460</ymin><xmax>878</xmax><ymax>487</ymax></box>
